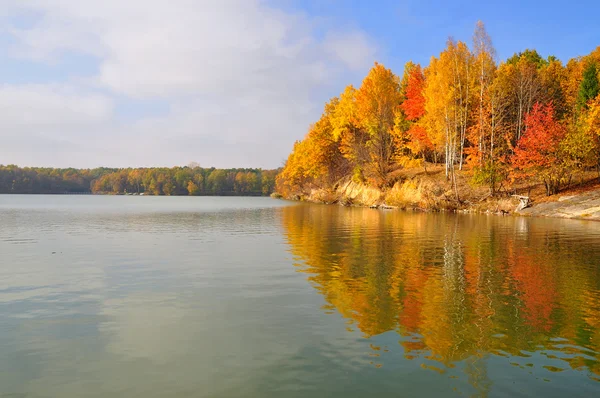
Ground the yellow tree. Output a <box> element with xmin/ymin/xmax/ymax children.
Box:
<box><xmin>423</xmin><ymin>39</ymin><xmax>474</xmax><ymax>178</ymax></box>
<box><xmin>449</xmin><ymin>39</ymin><xmax>475</xmax><ymax>171</ymax></box>
<box><xmin>563</xmin><ymin>57</ymin><xmax>584</xmax><ymax>116</ymax></box>
<box><xmin>330</xmin><ymin>85</ymin><xmax>368</xmax><ymax>180</ymax></box>
<box><xmin>277</xmin><ymin>97</ymin><xmax>347</xmax><ymax>196</ymax></box>
<box><xmin>470</xmin><ymin>21</ymin><xmax>497</xmax><ymax>167</ymax></box>
<box><xmin>472</xmin><ymin>73</ymin><xmax>514</xmax><ymax>194</ymax></box>
<box><xmin>127</xmin><ymin>169</ymin><xmax>143</xmax><ymax>194</ymax></box>
<box><xmin>276</xmin><ymin>140</ymin><xmax>310</xmax><ymax>197</ymax></box>
<box><xmin>304</xmin><ymin>97</ymin><xmax>348</xmax><ymax>185</ymax></box>
<box><xmin>540</xmin><ymin>58</ymin><xmax>567</xmax><ymax>118</ymax></box>
<box><xmin>588</xmin><ymin>96</ymin><xmax>600</xmax><ymax>133</ymax></box>
<box><xmin>234</xmin><ymin>171</ymin><xmax>247</xmax><ymax>193</ymax></box>
<box><xmin>355</xmin><ymin>62</ymin><xmax>403</xmax><ymax>187</ymax></box>
<box><xmin>423</xmin><ymin>55</ymin><xmax>453</xmax><ymax>171</ymax></box>
<box><xmin>187</xmin><ymin>180</ymin><xmax>200</xmax><ymax>195</ymax></box>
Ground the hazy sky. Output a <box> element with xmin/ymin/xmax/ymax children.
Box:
<box><xmin>1</xmin><ymin>0</ymin><xmax>599</xmax><ymax>169</ymax></box>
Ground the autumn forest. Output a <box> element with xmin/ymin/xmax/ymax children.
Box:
<box><xmin>276</xmin><ymin>22</ymin><xmax>600</xmax><ymax>202</ymax></box>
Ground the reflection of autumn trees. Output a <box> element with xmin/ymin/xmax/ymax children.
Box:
<box><xmin>282</xmin><ymin>205</ymin><xmax>600</xmax><ymax>377</ymax></box>
<box><xmin>511</xmin><ymin>250</ymin><xmax>557</xmax><ymax>332</ymax></box>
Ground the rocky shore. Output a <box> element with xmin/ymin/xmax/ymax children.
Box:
<box><xmin>518</xmin><ymin>190</ymin><xmax>600</xmax><ymax>221</ymax></box>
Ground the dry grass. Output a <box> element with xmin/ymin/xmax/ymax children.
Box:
<box><xmin>337</xmin><ymin>181</ymin><xmax>383</xmax><ymax>206</ymax></box>
<box><xmin>385</xmin><ymin>179</ymin><xmax>422</xmax><ymax>208</ymax></box>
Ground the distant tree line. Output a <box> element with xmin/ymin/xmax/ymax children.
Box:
<box><xmin>0</xmin><ymin>165</ymin><xmax>279</xmax><ymax>196</ymax></box>
<box><xmin>0</xmin><ymin>165</ymin><xmax>113</xmax><ymax>194</ymax></box>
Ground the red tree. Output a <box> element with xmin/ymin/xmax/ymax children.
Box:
<box><xmin>511</xmin><ymin>102</ymin><xmax>566</xmax><ymax>195</ymax></box>
<box><xmin>401</xmin><ymin>65</ymin><xmax>426</xmax><ymax>121</ymax></box>
<box><xmin>400</xmin><ymin>65</ymin><xmax>432</xmax><ymax>167</ymax></box>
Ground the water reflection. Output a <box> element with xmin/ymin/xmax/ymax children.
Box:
<box><xmin>281</xmin><ymin>204</ymin><xmax>600</xmax><ymax>386</ymax></box>
<box><xmin>2</xmin><ymin>196</ymin><xmax>599</xmax><ymax>397</ymax></box>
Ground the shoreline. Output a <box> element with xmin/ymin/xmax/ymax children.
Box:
<box><xmin>274</xmin><ymin>183</ymin><xmax>600</xmax><ymax>222</ymax></box>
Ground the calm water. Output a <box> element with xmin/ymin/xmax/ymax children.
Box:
<box><xmin>1</xmin><ymin>195</ymin><xmax>599</xmax><ymax>397</ymax></box>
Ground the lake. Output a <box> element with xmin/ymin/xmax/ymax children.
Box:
<box><xmin>1</xmin><ymin>195</ymin><xmax>599</xmax><ymax>397</ymax></box>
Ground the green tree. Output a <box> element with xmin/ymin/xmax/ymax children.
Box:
<box><xmin>578</xmin><ymin>62</ymin><xmax>599</xmax><ymax>110</ymax></box>
<box><xmin>207</xmin><ymin>169</ymin><xmax>228</xmax><ymax>194</ymax></box>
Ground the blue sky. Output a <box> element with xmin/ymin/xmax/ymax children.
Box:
<box><xmin>0</xmin><ymin>0</ymin><xmax>598</xmax><ymax>169</ymax></box>
<box><xmin>297</xmin><ymin>0</ymin><xmax>599</xmax><ymax>62</ymax></box>
<box><xmin>292</xmin><ymin>0</ymin><xmax>600</xmax><ymax>91</ymax></box>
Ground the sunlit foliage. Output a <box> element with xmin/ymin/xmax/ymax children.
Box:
<box><xmin>277</xmin><ymin>21</ymin><xmax>600</xmax><ymax>197</ymax></box>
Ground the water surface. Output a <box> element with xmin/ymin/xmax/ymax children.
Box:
<box><xmin>1</xmin><ymin>195</ymin><xmax>599</xmax><ymax>397</ymax></box>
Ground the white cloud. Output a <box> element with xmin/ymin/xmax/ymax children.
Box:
<box><xmin>322</xmin><ymin>30</ymin><xmax>377</xmax><ymax>71</ymax></box>
<box><xmin>0</xmin><ymin>0</ymin><xmax>378</xmax><ymax>168</ymax></box>
<box><xmin>0</xmin><ymin>84</ymin><xmax>112</xmax><ymax>127</ymax></box>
